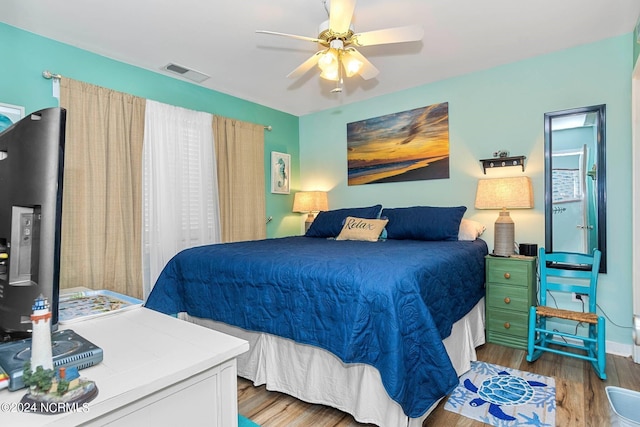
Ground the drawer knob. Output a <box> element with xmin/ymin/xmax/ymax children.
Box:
<box><xmin>504</xmin><ymin>272</ymin><xmax>511</xmax><ymax>279</ymax></box>
<box><xmin>504</xmin><ymin>297</ymin><xmax>511</xmax><ymax>304</ymax></box>
<box><xmin>504</xmin><ymin>322</ymin><xmax>511</xmax><ymax>329</ymax></box>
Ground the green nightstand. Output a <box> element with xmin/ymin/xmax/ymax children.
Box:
<box><xmin>485</xmin><ymin>255</ymin><xmax>537</xmax><ymax>349</ymax></box>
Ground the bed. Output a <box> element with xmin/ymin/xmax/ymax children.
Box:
<box><xmin>145</xmin><ymin>205</ymin><xmax>488</xmax><ymax>427</ymax></box>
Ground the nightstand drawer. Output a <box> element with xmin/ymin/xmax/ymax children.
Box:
<box><xmin>485</xmin><ymin>330</ymin><xmax>529</xmax><ymax>349</ymax></box>
<box><xmin>486</xmin><ymin>283</ymin><xmax>531</xmax><ymax>312</ymax></box>
<box><xmin>485</xmin><ymin>255</ymin><xmax>536</xmax><ymax>349</ymax></box>
<box><xmin>486</xmin><ymin>259</ymin><xmax>530</xmax><ymax>285</ymax></box>
<box><xmin>486</xmin><ymin>310</ymin><xmax>529</xmax><ymax>338</ymax></box>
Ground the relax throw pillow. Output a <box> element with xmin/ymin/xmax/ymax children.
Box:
<box><xmin>336</xmin><ymin>216</ymin><xmax>389</xmax><ymax>242</ymax></box>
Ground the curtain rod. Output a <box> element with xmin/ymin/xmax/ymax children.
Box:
<box><xmin>42</xmin><ymin>70</ymin><xmax>62</xmax><ymax>80</ymax></box>
<box><xmin>42</xmin><ymin>69</ymin><xmax>272</xmax><ymax>130</ymax></box>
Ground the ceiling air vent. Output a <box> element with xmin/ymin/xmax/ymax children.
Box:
<box><xmin>162</xmin><ymin>63</ymin><xmax>210</xmax><ymax>83</ymax></box>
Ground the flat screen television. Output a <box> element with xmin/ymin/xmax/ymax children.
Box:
<box><xmin>0</xmin><ymin>107</ymin><xmax>66</xmax><ymax>340</ymax></box>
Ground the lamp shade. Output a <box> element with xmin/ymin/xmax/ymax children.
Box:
<box><xmin>293</xmin><ymin>191</ymin><xmax>329</xmax><ymax>213</ymax></box>
<box><xmin>474</xmin><ymin>176</ymin><xmax>534</xmax><ymax>210</ymax></box>
<box><xmin>474</xmin><ymin>176</ymin><xmax>533</xmax><ymax>257</ymax></box>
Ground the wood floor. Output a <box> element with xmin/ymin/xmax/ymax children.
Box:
<box><xmin>238</xmin><ymin>343</ymin><xmax>640</xmax><ymax>426</ymax></box>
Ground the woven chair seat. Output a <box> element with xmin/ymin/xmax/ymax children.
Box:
<box><xmin>536</xmin><ymin>305</ymin><xmax>599</xmax><ymax>324</ymax></box>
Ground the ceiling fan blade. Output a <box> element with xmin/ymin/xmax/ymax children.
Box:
<box><xmin>256</xmin><ymin>30</ymin><xmax>323</xmax><ymax>44</ymax></box>
<box><xmin>352</xmin><ymin>25</ymin><xmax>424</xmax><ymax>47</ymax></box>
<box><xmin>344</xmin><ymin>48</ymin><xmax>378</xmax><ymax>80</ymax></box>
<box><xmin>287</xmin><ymin>51</ymin><xmax>324</xmax><ymax>79</ymax></box>
<box><xmin>329</xmin><ymin>0</ymin><xmax>357</xmax><ymax>34</ymax></box>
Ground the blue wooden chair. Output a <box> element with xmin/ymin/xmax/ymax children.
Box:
<box><xmin>526</xmin><ymin>247</ymin><xmax>606</xmax><ymax>380</ymax></box>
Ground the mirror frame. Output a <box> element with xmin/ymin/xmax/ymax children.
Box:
<box><xmin>544</xmin><ymin>104</ymin><xmax>607</xmax><ymax>273</ymax></box>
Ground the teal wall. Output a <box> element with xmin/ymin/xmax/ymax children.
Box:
<box><xmin>299</xmin><ymin>34</ymin><xmax>634</xmax><ymax>347</ymax></box>
<box><xmin>635</xmin><ymin>17</ymin><xmax>640</xmax><ymax>65</ymax></box>
<box><xmin>0</xmin><ymin>23</ymin><xmax>300</xmax><ymax>238</ymax></box>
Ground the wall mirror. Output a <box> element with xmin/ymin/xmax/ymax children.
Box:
<box><xmin>544</xmin><ymin>104</ymin><xmax>606</xmax><ymax>273</ymax></box>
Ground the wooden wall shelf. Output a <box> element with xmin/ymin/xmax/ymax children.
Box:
<box><xmin>479</xmin><ymin>155</ymin><xmax>526</xmax><ymax>174</ymax></box>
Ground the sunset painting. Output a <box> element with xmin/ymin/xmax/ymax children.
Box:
<box><xmin>347</xmin><ymin>102</ymin><xmax>450</xmax><ymax>186</ymax></box>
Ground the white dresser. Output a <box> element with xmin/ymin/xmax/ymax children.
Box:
<box><xmin>0</xmin><ymin>307</ymin><xmax>249</xmax><ymax>426</ymax></box>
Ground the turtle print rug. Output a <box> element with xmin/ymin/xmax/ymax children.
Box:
<box><xmin>445</xmin><ymin>361</ymin><xmax>556</xmax><ymax>426</ymax></box>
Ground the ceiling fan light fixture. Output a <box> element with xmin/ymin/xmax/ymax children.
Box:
<box><xmin>319</xmin><ymin>67</ymin><xmax>340</xmax><ymax>81</ymax></box>
<box><xmin>318</xmin><ymin>48</ymin><xmax>340</xmax><ymax>80</ymax></box>
<box><xmin>318</xmin><ymin>49</ymin><xmax>338</xmax><ymax>69</ymax></box>
<box><xmin>342</xmin><ymin>53</ymin><xmax>363</xmax><ymax>77</ymax></box>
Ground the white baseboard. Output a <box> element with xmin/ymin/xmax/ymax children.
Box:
<box><xmin>606</xmin><ymin>340</ymin><xmax>633</xmax><ymax>358</ymax></box>
<box><xmin>545</xmin><ymin>335</ymin><xmax>633</xmax><ymax>358</ymax></box>
<box><xmin>544</xmin><ymin>320</ymin><xmax>637</xmax><ymax>360</ymax></box>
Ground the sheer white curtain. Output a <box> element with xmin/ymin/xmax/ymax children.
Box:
<box><xmin>142</xmin><ymin>100</ymin><xmax>221</xmax><ymax>298</ymax></box>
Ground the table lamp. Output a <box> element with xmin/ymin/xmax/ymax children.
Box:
<box><xmin>475</xmin><ymin>176</ymin><xmax>533</xmax><ymax>256</ymax></box>
<box><xmin>293</xmin><ymin>191</ymin><xmax>329</xmax><ymax>232</ymax></box>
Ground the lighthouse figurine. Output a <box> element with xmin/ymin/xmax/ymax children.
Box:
<box><xmin>30</xmin><ymin>295</ymin><xmax>53</xmax><ymax>370</ymax></box>
<box><xmin>20</xmin><ymin>295</ymin><xmax>99</xmax><ymax>413</ymax></box>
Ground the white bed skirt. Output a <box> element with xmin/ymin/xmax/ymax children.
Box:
<box><xmin>180</xmin><ymin>298</ymin><xmax>485</xmax><ymax>427</ymax></box>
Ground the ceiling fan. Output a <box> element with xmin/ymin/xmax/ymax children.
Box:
<box><xmin>256</xmin><ymin>0</ymin><xmax>424</xmax><ymax>93</ymax></box>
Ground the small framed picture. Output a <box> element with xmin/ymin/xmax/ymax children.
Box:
<box><xmin>271</xmin><ymin>151</ymin><xmax>291</xmax><ymax>194</ymax></box>
<box><xmin>0</xmin><ymin>103</ymin><xmax>25</xmax><ymax>133</ymax></box>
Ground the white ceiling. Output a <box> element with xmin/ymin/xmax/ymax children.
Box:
<box><xmin>3</xmin><ymin>0</ymin><xmax>640</xmax><ymax>116</ymax></box>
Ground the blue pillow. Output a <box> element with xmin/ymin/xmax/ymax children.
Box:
<box><xmin>305</xmin><ymin>204</ymin><xmax>383</xmax><ymax>238</ymax></box>
<box><xmin>381</xmin><ymin>206</ymin><xmax>467</xmax><ymax>241</ymax></box>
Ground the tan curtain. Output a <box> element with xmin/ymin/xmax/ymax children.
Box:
<box><xmin>213</xmin><ymin>116</ymin><xmax>266</xmax><ymax>242</ymax></box>
<box><xmin>59</xmin><ymin>79</ymin><xmax>145</xmax><ymax>299</ymax></box>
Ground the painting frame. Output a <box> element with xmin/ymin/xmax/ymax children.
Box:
<box><xmin>271</xmin><ymin>151</ymin><xmax>291</xmax><ymax>194</ymax></box>
<box><xmin>346</xmin><ymin>102</ymin><xmax>450</xmax><ymax>186</ymax></box>
<box><xmin>0</xmin><ymin>102</ymin><xmax>25</xmax><ymax>133</ymax></box>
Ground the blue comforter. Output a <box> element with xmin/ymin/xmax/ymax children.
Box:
<box><xmin>145</xmin><ymin>236</ymin><xmax>487</xmax><ymax>417</ymax></box>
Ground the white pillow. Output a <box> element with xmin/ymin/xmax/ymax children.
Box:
<box><xmin>458</xmin><ymin>219</ymin><xmax>486</xmax><ymax>241</ymax></box>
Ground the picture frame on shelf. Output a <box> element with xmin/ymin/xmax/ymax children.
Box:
<box><xmin>271</xmin><ymin>151</ymin><xmax>290</xmax><ymax>194</ymax></box>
